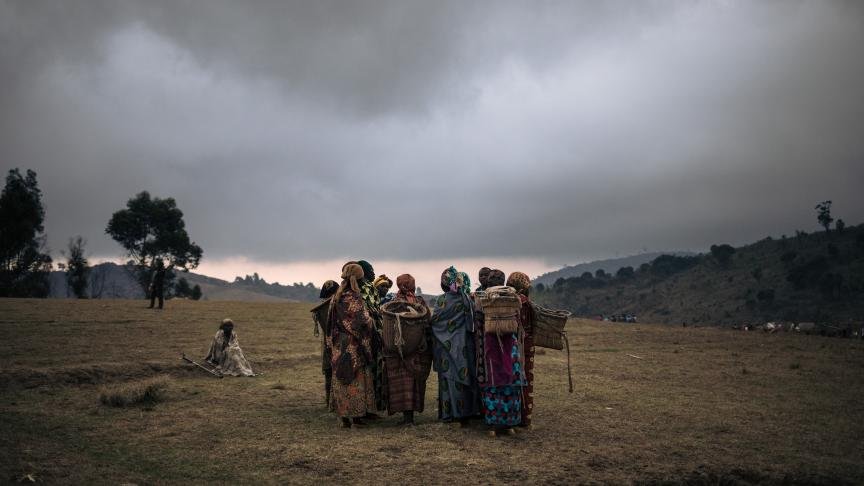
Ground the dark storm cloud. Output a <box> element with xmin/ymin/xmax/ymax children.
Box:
<box><xmin>1</xmin><ymin>0</ymin><xmax>863</xmax><ymax>266</ymax></box>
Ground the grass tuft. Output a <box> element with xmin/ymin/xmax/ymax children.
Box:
<box><xmin>99</xmin><ymin>375</ymin><xmax>170</xmax><ymax>407</ymax></box>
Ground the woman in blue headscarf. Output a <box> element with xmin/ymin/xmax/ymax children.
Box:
<box><xmin>431</xmin><ymin>266</ymin><xmax>480</xmax><ymax>424</ymax></box>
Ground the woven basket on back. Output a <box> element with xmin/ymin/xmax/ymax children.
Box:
<box><xmin>477</xmin><ymin>286</ymin><xmax>521</xmax><ymax>335</ymax></box>
<box><xmin>530</xmin><ymin>302</ymin><xmax>575</xmax><ymax>393</ymax></box>
<box><xmin>531</xmin><ymin>303</ymin><xmax>571</xmax><ymax>350</ymax></box>
<box><xmin>381</xmin><ymin>301</ymin><xmax>429</xmax><ymax>358</ymax></box>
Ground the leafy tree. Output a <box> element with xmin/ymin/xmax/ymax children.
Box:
<box><xmin>710</xmin><ymin>244</ymin><xmax>736</xmax><ymax>267</ymax></box>
<box><xmin>615</xmin><ymin>266</ymin><xmax>635</xmax><ymax>279</ymax></box>
<box><xmin>105</xmin><ymin>191</ymin><xmax>202</xmax><ymax>292</ymax></box>
<box><xmin>174</xmin><ymin>277</ymin><xmax>192</xmax><ymax>298</ymax></box>
<box><xmin>836</xmin><ymin>219</ymin><xmax>845</xmax><ymax>233</ymax></box>
<box><xmin>190</xmin><ymin>284</ymin><xmax>203</xmax><ymax>301</ymax></box>
<box><xmin>815</xmin><ymin>200</ymin><xmax>833</xmax><ymax>232</ymax></box>
<box><xmin>64</xmin><ymin>236</ymin><xmax>90</xmax><ymax>298</ymax></box>
<box><xmin>594</xmin><ymin>269</ymin><xmax>607</xmax><ymax>279</ymax></box>
<box><xmin>0</xmin><ymin>169</ymin><xmax>52</xmax><ymax>297</ymax></box>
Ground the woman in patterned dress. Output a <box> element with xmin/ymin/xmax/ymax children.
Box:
<box><xmin>328</xmin><ymin>263</ymin><xmax>377</xmax><ymax>428</ymax></box>
<box><xmin>431</xmin><ymin>266</ymin><xmax>480</xmax><ymax>425</ymax></box>
<box><xmin>383</xmin><ymin>274</ymin><xmax>433</xmax><ymax>425</ymax></box>
<box><xmin>475</xmin><ymin>279</ymin><xmax>525</xmax><ymax>436</ymax></box>
<box><xmin>507</xmin><ymin>271</ymin><xmax>536</xmax><ymax>428</ymax></box>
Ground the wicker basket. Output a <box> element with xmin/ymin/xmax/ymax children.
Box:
<box><xmin>381</xmin><ymin>301</ymin><xmax>429</xmax><ymax>358</ymax></box>
<box><xmin>531</xmin><ymin>303</ymin><xmax>571</xmax><ymax>350</ymax></box>
<box><xmin>477</xmin><ymin>286</ymin><xmax>522</xmax><ymax>334</ymax></box>
<box><xmin>310</xmin><ymin>299</ymin><xmax>331</xmax><ymax>337</ymax></box>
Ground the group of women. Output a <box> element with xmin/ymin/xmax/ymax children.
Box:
<box><xmin>315</xmin><ymin>260</ymin><xmax>537</xmax><ymax>436</ymax></box>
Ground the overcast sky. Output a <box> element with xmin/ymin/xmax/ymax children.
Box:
<box><xmin>2</xmin><ymin>1</ymin><xmax>863</xmax><ymax>290</ymax></box>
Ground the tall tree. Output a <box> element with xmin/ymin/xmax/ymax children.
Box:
<box><xmin>105</xmin><ymin>191</ymin><xmax>203</xmax><ymax>292</ymax></box>
<box><xmin>815</xmin><ymin>200</ymin><xmax>833</xmax><ymax>233</ymax></box>
<box><xmin>0</xmin><ymin>169</ymin><xmax>52</xmax><ymax>297</ymax></box>
<box><xmin>64</xmin><ymin>236</ymin><xmax>90</xmax><ymax>298</ymax></box>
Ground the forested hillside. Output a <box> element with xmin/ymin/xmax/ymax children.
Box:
<box><xmin>534</xmin><ymin>224</ymin><xmax>864</xmax><ymax>327</ymax></box>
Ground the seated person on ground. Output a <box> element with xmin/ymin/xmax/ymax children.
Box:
<box><xmin>205</xmin><ymin>318</ymin><xmax>255</xmax><ymax>376</ymax></box>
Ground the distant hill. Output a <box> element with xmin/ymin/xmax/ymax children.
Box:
<box><xmin>534</xmin><ymin>224</ymin><xmax>864</xmax><ymax>328</ymax></box>
<box><xmin>534</xmin><ymin>252</ymin><xmax>696</xmax><ymax>286</ymax></box>
<box><xmin>49</xmin><ymin>262</ymin><xmax>320</xmax><ymax>302</ymax></box>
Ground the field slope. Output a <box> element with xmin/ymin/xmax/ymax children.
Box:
<box><xmin>1</xmin><ymin>299</ymin><xmax>862</xmax><ymax>484</ymax></box>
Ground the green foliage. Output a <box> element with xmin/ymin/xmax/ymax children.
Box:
<box><xmin>190</xmin><ymin>284</ymin><xmax>202</xmax><ymax>300</ymax></box>
<box><xmin>0</xmin><ymin>168</ymin><xmax>52</xmax><ymax>297</ymax></box>
<box><xmin>616</xmin><ymin>266</ymin><xmax>635</xmax><ymax>279</ymax></box>
<box><xmin>836</xmin><ymin>219</ymin><xmax>845</xmax><ymax>233</ymax></box>
<box><xmin>815</xmin><ymin>200</ymin><xmax>833</xmax><ymax>232</ymax></box>
<box><xmin>650</xmin><ymin>254</ymin><xmax>700</xmax><ymax>277</ymax></box>
<box><xmin>710</xmin><ymin>244</ymin><xmax>736</xmax><ymax>267</ymax></box>
<box><xmin>105</xmin><ymin>191</ymin><xmax>203</xmax><ymax>292</ymax></box>
<box><xmin>65</xmin><ymin>236</ymin><xmax>90</xmax><ymax>298</ymax></box>
<box><xmin>174</xmin><ymin>277</ymin><xmax>192</xmax><ymax>298</ymax></box>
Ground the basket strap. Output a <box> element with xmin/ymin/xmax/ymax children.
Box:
<box><xmin>395</xmin><ymin>314</ymin><xmax>406</xmax><ymax>360</ymax></box>
<box><xmin>563</xmin><ymin>331</ymin><xmax>573</xmax><ymax>393</ymax></box>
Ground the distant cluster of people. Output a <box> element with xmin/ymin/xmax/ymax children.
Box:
<box><xmin>314</xmin><ymin>260</ymin><xmax>538</xmax><ymax>436</ymax></box>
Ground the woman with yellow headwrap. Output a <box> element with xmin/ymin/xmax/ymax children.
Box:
<box><xmin>328</xmin><ymin>263</ymin><xmax>377</xmax><ymax>428</ymax></box>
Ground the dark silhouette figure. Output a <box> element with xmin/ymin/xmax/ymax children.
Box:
<box><xmin>148</xmin><ymin>259</ymin><xmax>167</xmax><ymax>309</ymax></box>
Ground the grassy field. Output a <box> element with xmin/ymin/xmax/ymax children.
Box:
<box><xmin>1</xmin><ymin>298</ymin><xmax>862</xmax><ymax>484</ymax></box>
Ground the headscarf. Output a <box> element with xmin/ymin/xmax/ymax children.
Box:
<box><xmin>332</xmin><ymin>263</ymin><xmax>364</xmax><ymax>308</ymax></box>
<box><xmin>477</xmin><ymin>267</ymin><xmax>491</xmax><ymax>291</ymax></box>
<box><xmin>506</xmin><ymin>271</ymin><xmax>531</xmax><ymax>296</ymax></box>
<box><xmin>319</xmin><ymin>280</ymin><xmax>339</xmax><ymax>299</ymax></box>
<box><xmin>487</xmin><ymin>269</ymin><xmax>506</xmax><ymax>287</ymax></box>
<box><xmin>357</xmin><ymin>260</ymin><xmax>375</xmax><ymax>282</ymax></box>
<box><xmin>396</xmin><ymin>273</ymin><xmax>417</xmax><ymax>303</ymax></box>
<box><xmin>220</xmin><ymin>318</ymin><xmax>234</xmax><ymax>350</ymax></box>
<box><xmin>373</xmin><ymin>274</ymin><xmax>393</xmax><ymax>292</ymax></box>
<box><xmin>440</xmin><ymin>266</ymin><xmax>471</xmax><ymax>295</ymax></box>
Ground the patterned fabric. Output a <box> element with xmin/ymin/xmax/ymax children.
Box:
<box><xmin>384</xmin><ymin>292</ymin><xmax>432</xmax><ymax>414</ymax></box>
<box><xmin>385</xmin><ymin>349</ymin><xmax>433</xmax><ymax>413</ymax></box>
<box><xmin>331</xmin><ymin>367</ymin><xmax>375</xmax><ymax>418</ymax></box>
<box><xmin>396</xmin><ymin>274</ymin><xmax>418</xmax><ymax>303</ymax></box>
<box><xmin>373</xmin><ymin>274</ymin><xmax>393</xmax><ymax>292</ymax></box>
<box><xmin>359</xmin><ymin>278</ymin><xmax>387</xmax><ymax>411</ymax></box>
<box><xmin>439</xmin><ymin>266</ymin><xmax>471</xmax><ymax>295</ymax></box>
<box><xmin>431</xmin><ymin>287</ymin><xmax>480</xmax><ymax>421</ymax></box>
<box><xmin>482</xmin><ymin>386</ymin><xmax>522</xmax><ymax>427</ymax></box>
<box><xmin>518</xmin><ymin>293</ymin><xmax>536</xmax><ymax>427</ymax></box>
<box><xmin>328</xmin><ymin>290</ymin><xmax>374</xmax><ymax>382</ymax></box>
<box><xmin>506</xmin><ymin>271</ymin><xmax>531</xmax><ymax>295</ymax></box>
<box><xmin>472</xmin><ymin>303</ymin><xmax>487</xmax><ymax>385</ymax></box>
<box><xmin>328</xmin><ymin>289</ymin><xmax>376</xmax><ymax>417</ymax></box>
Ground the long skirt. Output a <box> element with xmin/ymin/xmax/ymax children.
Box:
<box><xmin>482</xmin><ymin>386</ymin><xmax>523</xmax><ymax>427</ymax></box>
<box><xmin>331</xmin><ymin>366</ymin><xmax>375</xmax><ymax>418</ymax></box>
<box><xmin>385</xmin><ymin>350</ymin><xmax>432</xmax><ymax>414</ymax></box>
<box><xmin>521</xmin><ymin>334</ymin><xmax>535</xmax><ymax>426</ymax></box>
<box><xmin>438</xmin><ymin>376</ymin><xmax>480</xmax><ymax>421</ymax></box>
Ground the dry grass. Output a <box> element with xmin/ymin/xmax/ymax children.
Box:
<box><xmin>99</xmin><ymin>375</ymin><xmax>170</xmax><ymax>407</ymax></box>
<box><xmin>1</xmin><ymin>298</ymin><xmax>863</xmax><ymax>484</ymax></box>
